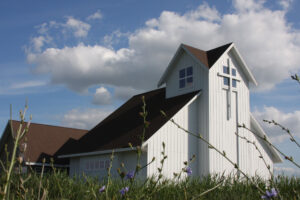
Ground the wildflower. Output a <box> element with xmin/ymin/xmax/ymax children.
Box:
<box><xmin>185</xmin><ymin>166</ymin><xmax>192</xmax><ymax>176</ymax></box>
<box><xmin>120</xmin><ymin>187</ymin><xmax>129</xmax><ymax>196</ymax></box>
<box><xmin>126</xmin><ymin>171</ymin><xmax>134</xmax><ymax>179</ymax></box>
<box><xmin>261</xmin><ymin>188</ymin><xmax>278</xmax><ymax>199</ymax></box>
<box><xmin>99</xmin><ymin>185</ymin><xmax>105</xmax><ymax>193</ymax></box>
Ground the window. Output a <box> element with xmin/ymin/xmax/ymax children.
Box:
<box><xmin>224</xmin><ymin>77</ymin><xmax>229</xmax><ymax>86</ymax></box>
<box><xmin>223</xmin><ymin>66</ymin><xmax>229</xmax><ymax>74</ymax></box>
<box><xmin>232</xmin><ymin>68</ymin><xmax>236</xmax><ymax>76</ymax></box>
<box><xmin>232</xmin><ymin>79</ymin><xmax>237</xmax><ymax>88</ymax></box>
<box><xmin>179</xmin><ymin>66</ymin><xmax>193</xmax><ymax>88</ymax></box>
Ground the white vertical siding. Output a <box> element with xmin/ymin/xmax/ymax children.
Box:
<box><xmin>145</xmin><ymin>97</ymin><xmax>202</xmax><ymax>179</ymax></box>
<box><xmin>250</xmin><ymin>123</ymin><xmax>274</xmax><ymax>179</ymax></box>
<box><xmin>69</xmin><ymin>151</ymin><xmax>147</xmax><ymax>180</ymax></box>
<box><xmin>165</xmin><ymin>50</ymin><xmax>208</xmax><ymax>99</ymax></box>
<box><xmin>162</xmin><ymin>48</ymin><xmax>210</xmax><ymax>177</ymax></box>
<box><xmin>207</xmin><ymin>50</ymin><xmax>268</xmax><ymax>177</ymax></box>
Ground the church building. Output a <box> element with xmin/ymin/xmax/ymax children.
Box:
<box><xmin>59</xmin><ymin>43</ymin><xmax>282</xmax><ymax>179</ymax></box>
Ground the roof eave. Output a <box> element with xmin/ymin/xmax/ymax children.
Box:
<box><xmin>230</xmin><ymin>45</ymin><xmax>258</xmax><ymax>86</ymax></box>
<box><xmin>157</xmin><ymin>44</ymin><xmax>184</xmax><ymax>87</ymax></box>
<box><xmin>250</xmin><ymin>113</ymin><xmax>283</xmax><ymax>163</ymax></box>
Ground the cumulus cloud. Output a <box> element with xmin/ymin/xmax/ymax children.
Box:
<box><xmin>61</xmin><ymin>108</ymin><xmax>113</xmax><ymax>129</ymax></box>
<box><xmin>65</xmin><ymin>17</ymin><xmax>91</xmax><ymax>38</ymax></box>
<box><xmin>87</xmin><ymin>10</ymin><xmax>102</xmax><ymax>20</ymax></box>
<box><xmin>279</xmin><ymin>0</ymin><xmax>293</xmax><ymax>10</ymax></box>
<box><xmin>30</xmin><ymin>36</ymin><xmax>52</xmax><ymax>52</ymax></box>
<box><xmin>93</xmin><ymin>87</ymin><xmax>112</xmax><ymax>105</ymax></box>
<box><xmin>253</xmin><ymin>106</ymin><xmax>300</xmax><ymax>143</ymax></box>
<box><xmin>274</xmin><ymin>166</ymin><xmax>300</xmax><ymax>176</ymax></box>
<box><xmin>114</xmin><ymin>86</ymin><xmax>143</xmax><ymax>100</ymax></box>
<box><xmin>27</xmin><ymin>0</ymin><xmax>300</xmax><ymax>94</ymax></box>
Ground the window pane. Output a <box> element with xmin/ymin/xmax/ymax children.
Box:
<box><xmin>105</xmin><ymin>160</ymin><xmax>110</xmax><ymax>169</ymax></box>
<box><xmin>179</xmin><ymin>79</ymin><xmax>185</xmax><ymax>88</ymax></box>
<box><xmin>179</xmin><ymin>69</ymin><xmax>185</xmax><ymax>78</ymax></box>
<box><xmin>224</xmin><ymin>77</ymin><xmax>229</xmax><ymax>86</ymax></box>
<box><xmin>232</xmin><ymin>68</ymin><xmax>236</xmax><ymax>76</ymax></box>
<box><xmin>187</xmin><ymin>77</ymin><xmax>193</xmax><ymax>83</ymax></box>
<box><xmin>232</xmin><ymin>79</ymin><xmax>237</xmax><ymax>87</ymax></box>
<box><xmin>100</xmin><ymin>161</ymin><xmax>104</xmax><ymax>169</ymax></box>
<box><xmin>223</xmin><ymin>66</ymin><xmax>229</xmax><ymax>74</ymax></box>
<box><xmin>187</xmin><ymin>66</ymin><xmax>193</xmax><ymax>76</ymax></box>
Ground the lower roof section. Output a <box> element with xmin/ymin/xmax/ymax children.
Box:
<box><xmin>59</xmin><ymin>87</ymin><xmax>201</xmax><ymax>156</ymax></box>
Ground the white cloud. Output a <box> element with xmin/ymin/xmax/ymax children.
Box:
<box><xmin>61</xmin><ymin>108</ymin><xmax>113</xmax><ymax>129</ymax></box>
<box><xmin>87</xmin><ymin>10</ymin><xmax>102</xmax><ymax>20</ymax></box>
<box><xmin>253</xmin><ymin>106</ymin><xmax>300</xmax><ymax>143</ymax></box>
<box><xmin>27</xmin><ymin>0</ymin><xmax>300</xmax><ymax>94</ymax></box>
<box><xmin>279</xmin><ymin>0</ymin><xmax>293</xmax><ymax>10</ymax></box>
<box><xmin>93</xmin><ymin>87</ymin><xmax>112</xmax><ymax>105</ymax></box>
<box><xmin>114</xmin><ymin>86</ymin><xmax>143</xmax><ymax>100</ymax></box>
<box><xmin>30</xmin><ymin>36</ymin><xmax>52</xmax><ymax>52</ymax></box>
<box><xmin>274</xmin><ymin>166</ymin><xmax>300</xmax><ymax>176</ymax></box>
<box><xmin>65</xmin><ymin>17</ymin><xmax>91</xmax><ymax>38</ymax></box>
<box><xmin>10</xmin><ymin>80</ymin><xmax>46</xmax><ymax>89</ymax></box>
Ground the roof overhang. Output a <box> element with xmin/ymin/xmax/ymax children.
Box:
<box><xmin>58</xmin><ymin>147</ymin><xmax>140</xmax><ymax>159</ymax></box>
<box><xmin>250</xmin><ymin>113</ymin><xmax>282</xmax><ymax>163</ymax></box>
<box><xmin>229</xmin><ymin>44</ymin><xmax>258</xmax><ymax>86</ymax></box>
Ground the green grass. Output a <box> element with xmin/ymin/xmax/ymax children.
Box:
<box><xmin>1</xmin><ymin>170</ymin><xmax>299</xmax><ymax>200</ymax></box>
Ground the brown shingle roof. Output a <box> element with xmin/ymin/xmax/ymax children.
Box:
<box><xmin>10</xmin><ymin>121</ymin><xmax>87</xmax><ymax>163</ymax></box>
<box><xmin>183</xmin><ymin>43</ymin><xmax>232</xmax><ymax>68</ymax></box>
<box><xmin>61</xmin><ymin>88</ymin><xmax>200</xmax><ymax>155</ymax></box>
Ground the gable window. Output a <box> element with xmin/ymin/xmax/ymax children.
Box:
<box><xmin>232</xmin><ymin>68</ymin><xmax>236</xmax><ymax>76</ymax></box>
<box><xmin>223</xmin><ymin>66</ymin><xmax>229</xmax><ymax>74</ymax></box>
<box><xmin>179</xmin><ymin>66</ymin><xmax>193</xmax><ymax>88</ymax></box>
<box><xmin>223</xmin><ymin>66</ymin><xmax>237</xmax><ymax>88</ymax></box>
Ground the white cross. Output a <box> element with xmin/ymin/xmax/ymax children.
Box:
<box><xmin>217</xmin><ymin>59</ymin><xmax>240</xmax><ymax>120</ymax></box>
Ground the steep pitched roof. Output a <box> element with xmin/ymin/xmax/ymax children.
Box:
<box><xmin>183</xmin><ymin>43</ymin><xmax>232</xmax><ymax>68</ymax></box>
<box><xmin>158</xmin><ymin>42</ymin><xmax>257</xmax><ymax>87</ymax></box>
<box><xmin>0</xmin><ymin>121</ymin><xmax>87</xmax><ymax>164</ymax></box>
<box><xmin>60</xmin><ymin>88</ymin><xmax>200</xmax><ymax>156</ymax></box>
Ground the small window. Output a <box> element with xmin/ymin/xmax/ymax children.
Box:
<box><xmin>223</xmin><ymin>66</ymin><xmax>229</xmax><ymax>74</ymax></box>
<box><xmin>187</xmin><ymin>66</ymin><xmax>193</xmax><ymax>76</ymax></box>
<box><xmin>179</xmin><ymin>66</ymin><xmax>193</xmax><ymax>89</ymax></box>
<box><xmin>100</xmin><ymin>161</ymin><xmax>104</xmax><ymax>169</ymax></box>
<box><xmin>105</xmin><ymin>160</ymin><xmax>110</xmax><ymax>169</ymax></box>
<box><xmin>224</xmin><ymin>77</ymin><xmax>229</xmax><ymax>86</ymax></box>
<box><xmin>232</xmin><ymin>68</ymin><xmax>236</xmax><ymax>76</ymax></box>
<box><xmin>232</xmin><ymin>79</ymin><xmax>237</xmax><ymax>88</ymax></box>
<box><xmin>179</xmin><ymin>69</ymin><xmax>185</xmax><ymax>78</ymax></box>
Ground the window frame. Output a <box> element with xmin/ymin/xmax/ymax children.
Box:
<box><xmin>179</xmin><ymin>66</ymin><xmax>193</xmax><ymax>89</ymax></box>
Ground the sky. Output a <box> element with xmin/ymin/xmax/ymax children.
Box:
<box><xmin>0</xmin><ymin>0</ymin><xmax>300</xmax><ymax>176</ymax></box>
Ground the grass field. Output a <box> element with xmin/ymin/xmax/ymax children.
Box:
<box><xmin>1</xmin><ymin>169</ymin><xmax>299</xmax><ymax>200</ymax></box>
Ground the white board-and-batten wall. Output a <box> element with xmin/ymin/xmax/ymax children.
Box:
<box><xmin>208</xmin><ymin>49</ymin><xmax>274</xmax><ymax>178</ymax></box>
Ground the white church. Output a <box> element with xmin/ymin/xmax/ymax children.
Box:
<box><xmin>59</xmin><ymin>43</ymin><xmax>282</xmax><ymax>179</ymax></box>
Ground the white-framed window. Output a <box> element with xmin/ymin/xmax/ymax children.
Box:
<box><xmin>222</xmin><ymin>66</ymin><xmax>237</xmax><ymax>88</ymax></box>
<box><xmin>179</xmin><ymin>66</ymin><xmax>193</xmax><ymax>89</ymax></box>
<box><xmin>85</xmin><ymin>159</ymin><xmax>109</xmax><ymax>171</ymax></box>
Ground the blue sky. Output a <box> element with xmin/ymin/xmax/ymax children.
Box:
<box><xmin>0</xmin><ymin>0</ymin><xmax>300</xmax><ymax>176</ymax></box>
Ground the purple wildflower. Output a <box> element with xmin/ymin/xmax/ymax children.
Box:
<box><xmin>120</xmin><ymin>186</ymin><xmax>129</xmax><ymax>196</ymax></box>
<box><xmin>99</xmin><ymin>185</ymin><xmax>105</xmax><ymax>193</ymax></box>
<box><xmin>126</xmin><ymin>171</ymin><xmax>135</xmax><ymax>179</ymax></box>
<box><xmin>185</xmin><ymin>167</ymin><xmax>192</xmax><ymax>176</ymax></box>
<box><xmin>261</xmin><ymin>188</ymin><xmax>278</xmax><ymax>199</ymax></box>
